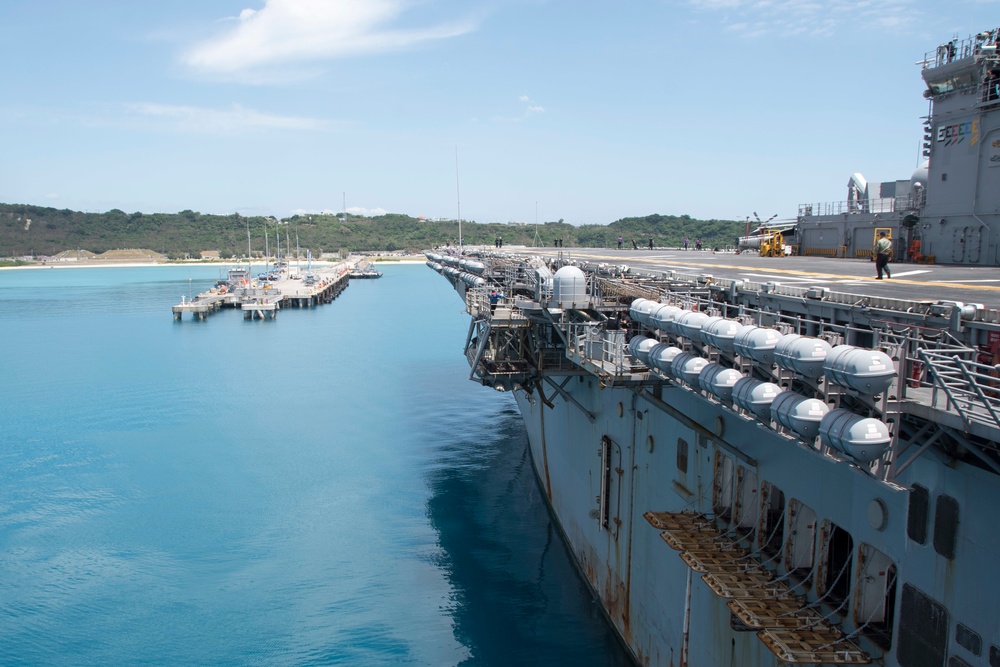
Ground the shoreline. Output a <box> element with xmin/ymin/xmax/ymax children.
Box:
<box><xmin>0</xmin><ymin>255</ymin><xmax>427</xmax><ymax>271</ymax></box>
<box><xmin>0</xmin><ymin>261</ymin><xmax>165</xmax><ymax>271</ymax></box>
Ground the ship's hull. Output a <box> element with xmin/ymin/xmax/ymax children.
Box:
<box><xmin>509</xmin><ymin>372</ymin><xmax>999</xmax><ymax>666</ymax></box>
<box><xmin>514</xmin><ymin>382</ymin><xmax>797</xmax><ymax>665</ymax></box>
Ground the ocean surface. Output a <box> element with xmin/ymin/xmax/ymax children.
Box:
<box><xmin>0</xmin><ymin>263</ymin><xmax>632</xmax><ymax>667</ymax></box>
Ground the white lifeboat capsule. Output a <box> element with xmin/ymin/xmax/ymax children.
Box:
<box><xmin>733</xmin><ymin>325</ymin><xmax>784</xmax><ymax>365</ymax></box>
<box><xmin>771</xmin><ymin>390</ymin><xmax>830</xmax><ymax>440</ymax></box>
<box><xmin>774</xmin><ymin>334</ymin><xmax>833</xmax><ymax>379</ymax></box>
<box><xmin>698</xmin><ymin>363</ymin><xmax>743</xmax><ymax>403</ymax></box>
<box><xmin>628</xmin><ymin>336</ymin><xmax>659</xmax><ymax>366</ymax></box>
<box><xmin>820</xmin><ymin>409</ymin><xmax>891</xmax><ymax>462</ymax></box>
<box><xmin>733</xmin><ymin>377</ymin><xmax>782</xmax><ymax>422</ymax></box>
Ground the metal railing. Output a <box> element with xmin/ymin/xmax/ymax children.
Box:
<box><xmin>917</xmin><ymin>349</ymin><xmax>1000</xmax><ymax>432</ymax></box>
<box><xmin>797</xmin><ymin>194</ymin><xmax>921</xmax><ymax>218</ymax></box>
<box><xmin>978</xmin><ymin>69</ymin><xmax>1000</xmax><ymax>105</ymax></box>
<box><xmin>566</xmin><ymin>323</ymin><xmax>631</xmax><ymax>376</ymax></box>
<box><xmin>922</xmin><ymin>34</ymin><xmax>983</xmax><ymax>69</ymax></box>
<box><xmin>466</xmin><ymin>287</ymin><xmax>491</xmax><ymax>318</ymax></box>
<box><xmin>233</xmin><ymin>287</ymin><xmax>283</xmax><ymax>299</ymax></box>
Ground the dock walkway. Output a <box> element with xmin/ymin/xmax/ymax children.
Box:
<box><xmin>172</xmin><ymin>259</ymin><xmax>356</xmax><ymax>321</ymax></box>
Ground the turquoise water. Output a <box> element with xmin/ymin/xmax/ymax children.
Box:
<box><xmin>0</xmin><ymin>264</ymin><xmax>631</xmax><ymax>666</ymax></box>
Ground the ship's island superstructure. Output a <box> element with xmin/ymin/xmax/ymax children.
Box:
<box><xmin>427</xmin><ymin>30</ymin><xmax>1000</xmax><ymax>667</ymax></box>
<box><xmin>740</xmin><ymin>31</ymin><xmax>1000</xmax><ymax>267</ymax></box>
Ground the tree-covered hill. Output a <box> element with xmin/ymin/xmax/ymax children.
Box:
<box><xmin>0</xmin><ymin>203</ymin><xmax>743</xmax><ymax>258</ymax></box>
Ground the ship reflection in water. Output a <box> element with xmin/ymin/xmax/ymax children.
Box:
<box><xmin>426</xmin><ymin>403</ymin><xmax>633</xmax><ymax>666</ymax></box>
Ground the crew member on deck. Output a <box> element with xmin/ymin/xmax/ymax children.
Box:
<box><xmin>874</xmin><ymin>232</ymin><xmax>893</xmax><ymax>280</ymax></box>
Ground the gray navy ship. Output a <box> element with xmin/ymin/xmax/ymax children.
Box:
<box><xmin>427</xmin><ymin>30</ymin><xmax>1000</xmax><ymax>667</ymax></box>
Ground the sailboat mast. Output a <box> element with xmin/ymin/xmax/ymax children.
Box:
<box><xmin>245</xmin><ymin>215</ymin><xmax>252</xmax><ymax>277</ymax></box>
<box><xmin>295</xmin><ymin>227</ymin><xmax>301</xmax><ymax>275</ymax></box>
<box><xmin>264</xmin><ymin>219</ymin><xmax>269</xmax><ymax>277</ymax></box>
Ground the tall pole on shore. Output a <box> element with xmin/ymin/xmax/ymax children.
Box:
<box><xmin>245</xmin><ymin>215</ymin><xmax>252</xmax><ymax>277</ymax></box>
<box><xmin>455</xmin><ymin>145</ymin><xmax>462</xmax><ymax>252</ymax></box>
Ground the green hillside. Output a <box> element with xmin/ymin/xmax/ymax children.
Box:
<box><xmin>0</xmin><ymin>204</ymin><xmax>742</xmax><ymax>258</ymax></box>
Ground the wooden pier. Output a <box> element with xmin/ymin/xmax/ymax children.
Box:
<box><xmin>172</xmin><ymin>260</ymin><xmax>354</xmax><ymax>321</ymax></box>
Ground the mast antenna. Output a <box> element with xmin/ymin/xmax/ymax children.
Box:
<box><xmin>455</xmin><ymin>145</ymin><xmax>462</xmax><ymax>251</ymax></box>
<box><xmin>533</xmin><ymin>200</ymin><xmax>541</xmax><ymax>247</ymax></box>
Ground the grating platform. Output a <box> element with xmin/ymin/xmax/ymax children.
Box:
<box><xmin>727</xmin><ymin>598</ymin><xmax>828</xmax><ymax>630</ymax></box>
<box><xmin>645</xmin><ymin>510</ymin><xmax>872</xmax><ymax>664</ymax></box>
<box><xmin>679</xmin><ymin>550</ymin><xmax>767</xmax><ymax>575</ymax></box>
<box><xmin>703</xmin><ymin>572</ymin><xmax>787</xmax><ymax>599</ymax></box>
<box><xmin>643</xmin><ymin>510</ymin><xmax>714</xmax><ymax>531</ymax></box>
<box><xmin>757</xmin><ymin>628</ymin><xmax>870</xmax><ymax>664</ymax></box>
<box><xmin>660</xmin><ymin>529</ymin><xmax>737</xmax><ymax>552</ymax></box>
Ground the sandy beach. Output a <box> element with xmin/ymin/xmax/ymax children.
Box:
<box><xmin>0</xmin><ymin>261</ymin><xmax>165</xmax><ymax>271</ymax></box>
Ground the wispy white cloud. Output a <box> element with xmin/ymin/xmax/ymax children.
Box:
<box><xmin>347</xmin><ymin>206</ymin><xmax>389</xmax><ymax>218</ymax></box>
<box><xmin>518</xmin><ymin>94</ymin><xmax>545</xmax><ymax>115</ymax></box>
<box><xmin>126</xmin><ymin>102</ymin><xmax>332</xmax><ymax>133</ymax></box>
<box><xmin>291</xmin><ymin>206</ymin><xmax>388</xmax><ymax>217</ymax></box>
<box><xmin>346</xmin><ymin>206</ymin><xmax>388</xmax><ymax>217</ymax></box>
<box><xmin>183</xmin><ymin>0</ymin><xmax>477</xmax><ymax>81</ymax></box>
<box><xmin>491</xmin><ymin>94</ymin><xmax>545</xmax><ymax>123</ymax></box>
<box><xmin>684</xmin><ymin>0</ymin><xmax>919</xmax><ymax>36</ymax></box>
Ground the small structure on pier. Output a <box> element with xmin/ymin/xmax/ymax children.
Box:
<box><xmin>349</xmin><ymin>261</ymin><xmax>382</xmax><ymax>279</ymax></box>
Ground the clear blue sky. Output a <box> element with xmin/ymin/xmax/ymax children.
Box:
<box><xmin>1</xmin><ymin>1</ymin><xmax>998</xmax><ymax>225</ymax></box>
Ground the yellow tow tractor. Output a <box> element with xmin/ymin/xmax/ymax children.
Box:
<box><xmin>759</xmin><ymin>230</ymin><xmax>786</xmax><ymax>257</ymax></box>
